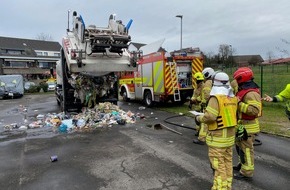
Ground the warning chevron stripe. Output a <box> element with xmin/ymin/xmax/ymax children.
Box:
<box><xmin>191</xmin><ymin>58</ymin><xmax>203</xmax><ymax>89</ymax></box>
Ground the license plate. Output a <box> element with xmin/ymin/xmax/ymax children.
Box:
<box><xmin>8</xmin><ymin>92</ymin><xmax>13</xmax><ymax>96</ymax></box>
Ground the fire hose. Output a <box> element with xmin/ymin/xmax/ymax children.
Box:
<box><xmin>164</xmin><ymin>114</ymin><xmax>196</xmax><ymax>130</ymax></box>
<box><xmin>163</xmin><ymin>114</ymin><xmax>262</xmax><ymax>146</ymax></box>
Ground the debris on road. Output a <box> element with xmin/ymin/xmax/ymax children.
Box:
<box><xmin>2</xmin><ymin>102</ymin><xmax>143</xmax><ymax>133</ymax></box>
<box><xmin>50</xmin><ymin>155</ymin><xmax>58</xmax><ymax>162</ymax></box>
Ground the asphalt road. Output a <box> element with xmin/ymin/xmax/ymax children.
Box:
<box><xmin>0</xmin><ymin>94</ymin><xmax>290</xmax><ymax>190</ymax></box>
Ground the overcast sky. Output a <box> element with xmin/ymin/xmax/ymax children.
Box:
<box><xmin>1</xmin><ymin>0</ymin><xmax>290</xmax><ymax>59</ymax></box>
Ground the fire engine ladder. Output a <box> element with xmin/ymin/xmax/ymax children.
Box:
<box><xmin>169</xmin><ymin>62</ymin><xmax>181</xmax><ymax>101</ymax></box>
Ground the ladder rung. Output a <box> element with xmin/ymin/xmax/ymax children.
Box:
<box><xmin>169</xmin><ymin>62</ymin><xmax>181</xmax><ymax>101</ymax></box>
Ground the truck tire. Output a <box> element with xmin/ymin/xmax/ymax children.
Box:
<box><xmin>60</xmin><ymin>100</ymin><xmax>64</xmax><ymax>112</ymax></box>
<box><xmin>121</xmin><ymin>87</ymin><xmax>130</xmax><ymax>102</ymax></box>
<box><xmin>57</xmin><ymin>99</ymin><xmax>60</xmax><ymax>106</ymax></box>
<box><xmin>144</xmin><ymin>90</ymin><xmax>153</xmax><ymax>107</ymax></box>
<box><xmin>173</xmin><ymin>99</ymin><xmax>186</xmax><ymax>106</ymax></box>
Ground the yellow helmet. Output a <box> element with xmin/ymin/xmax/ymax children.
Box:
<box><xmin>194</xmin><ymin>72</ymin><xmax>204</xmax><ymax>81</ymax></box>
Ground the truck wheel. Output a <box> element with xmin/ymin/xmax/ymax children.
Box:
<box><xmin>121</xmin><ymin>88</ymin><xmax>129</xmax><ymax>102</ymax></box>
<box><xmin>173</xmin><ymin>99</ymin><xmax>185</xmax><ymax>106</ymax></box>
<box><xmin>60</xmin><ymin>101</ymin><xmax>64</xmax><ymax>112</ymax></box>
<box><xmin>57</xmin><ymin>99</ymin><xmax>60</xmax><ymax>106</ymax></box>
<box><xmin>144</xmin><ymin>91</ymin><xmax>153</xmax><ymax>107</ymax></box>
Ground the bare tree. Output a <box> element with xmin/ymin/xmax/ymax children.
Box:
<box><xmin>266</xmin><ymin>51</ymin><xmax>276</xmax><ymax>73</ymax></box>
<box><xmin>36</xmin><ymin>33</ymin><xmax>53</xmax><ymax>41</ymax></box>
<box><xmin>203</xmin><ymin>51</ymin><xmax>215</xmax><ymax>67</ymax></box>
<box><xmin>218</xmin><ymin>44</ymin><xmax>233</xmax><ymax>67</ymax></box>
<box><xmin>275</xmin><ymin>39</ymin><xmax>290</xmax><ymax>57</ymax></box>
<box><xmin>281</xmin><ymin>38</ymin><xmax>290</xmax><ymax>45</ymax></box>
<box><xmin>266</xmin><ymin>51</ymin><xmax>275</xmax><ymax>63</ymax></box>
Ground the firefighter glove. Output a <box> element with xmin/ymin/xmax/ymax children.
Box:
<box><xmin>195</xmin><ymin>116</ymin><xmax>201</xmax><ymax>126</ymax></box>
<box><xmin>190</xmin><ymin>99</ymin><xmax>196</xmax><ymax>104</ymax></box>
<box><xmin>201</xmin><ymin>103</ymin><xmax>206</xmax><ymax>111</ymax></box>
<box><xmin>188</xmin><ymin>103</ymin><xmax>192</xmax><ymax>110</ymax></box>
<box><xmin>236</xmin><ymin>124</ymin><xmax>248</xmax><ymax>141</ymax></box>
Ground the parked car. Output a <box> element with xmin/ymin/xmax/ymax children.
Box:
<box><xmin>24</xmin><ymin>81</ymin><xmax>36</xmax><ymax>90</ymax></box>
<box><xmin>46</xmin><ymin>81</ymin><xmax>56</xmax><ymax>91</ymax></box>
<box><xmin>0</xmin><ymin>75</ymin><xmax>24</xmax><ymax>99</ymax></box>
<box><xmin>0</xmin><ymin>85</ymin><xmax>4</xmax><ymax>98</ymax></box>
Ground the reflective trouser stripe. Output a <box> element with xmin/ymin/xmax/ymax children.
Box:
<box><xmin>227</xmin><ymin>177</ymin><xmax>233</xmax><ymax>190</ymax></box>
<box><xmin>209</xmin><ymin>146</ymin><xmax>233</xmax><ymax>190</ymax></box>
<box><xmin>236</xmin><ymin>135</ymin><xmax>255</xmax><ymax>177</ymax></box>
<box><xmin>246</xmin><ymin>148</ymin><xmax>252</xmax><ymax>166</ymax></box>
<box><xmin>242</xmin><ymin>148</ymin><xmax>254</xmax><ymax>171</ymax></box>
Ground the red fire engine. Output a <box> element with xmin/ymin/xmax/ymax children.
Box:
<box><xmin>119</xmin><ymin>48</ymin><xmax>203</xmax><ymax>107</ymax></box>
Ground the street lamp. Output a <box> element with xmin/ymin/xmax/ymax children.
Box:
<box><xmin>67</xmin><ymin>10</ymin><xmax>71</xmax><ymax>32</ymax></box>
<box><xmin>176</xmin><ymin>15</ymin><xmax>183</xmax><ymax>50</ymax></box>
<box><xmin>229</xmin><ymin>45</ymin><xmax>233</xmax><ymax>72</ymax></box>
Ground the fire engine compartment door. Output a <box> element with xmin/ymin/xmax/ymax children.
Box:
<box><xmin>134</xmin><ymin>64</ymin><xmax>147</xmax><ymax>99</ymax></box>
<box><xmin>153</xmin><ymin>61</ymin><xmax>165</xmax><ymax>94</ymax></box>
<box><xmin>176</xmin><ymin>60</ymin><xmax>192</xmax><ymax>89</ymax></box>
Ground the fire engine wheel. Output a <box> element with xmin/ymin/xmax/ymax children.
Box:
<box><xmin>121</xmin><ymin>88</ymin><xmax>130</xmax><ymax>102</ymax></box>
<box><xmin>144</xmin><ymin>91</ymin><xmax>153</xmax><ymax>107</ymax></box>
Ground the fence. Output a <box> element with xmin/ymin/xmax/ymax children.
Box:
<box><xmin>221</xmin><ymin>64</ymin><xmax>289</xmax><ymax>97</ymax></box>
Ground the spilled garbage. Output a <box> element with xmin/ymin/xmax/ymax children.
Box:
<box><xmin>2</xmin><ymin>102</ymin><xmax>144</xmax><ymax>133</ymax></box>
<box><xmin>50</xmin><ymin>155</ymin><xmax>58</xmax><ymax>162</ymax></box>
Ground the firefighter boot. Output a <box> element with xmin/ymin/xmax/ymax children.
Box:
<box><xmin>233</xmin><ymin>163</ymin><xmax>241</xmax><ymax>171</ymax></box>
<box><xmin>234</xmin><ymin>173</ymin><xmax>252</xmax><ymax>180</ymax></box>
<box><xmin>192</xmin><ymin>139</ymin><xmax>205</xmax><ymax>145</ymax></box>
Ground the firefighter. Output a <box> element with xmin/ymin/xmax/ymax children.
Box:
<box><xmin>230</xmin><ymin>79</ymin><xmax>238</xmax><ymax>95</ymax></box>
<box><xmin>193</xmin><ymin>67</ymin><xmax>215</xmax><ymax>145</ymax></box>
<box><xmin>195</xmin><ymin>72</ymin><xmax>238</xmax><ymax>190</ymax></box>
<box><xmin>201</xmin><ymin>67</ymin><xmax>215</xmax><ymax>104</ymax></box>
<box><xmin>232</xmin><ymin>67</ymin><xmax>262</xmax><ymax>180</ymax></box>
<box><xmin>189</xmin><ymin>72</ymin><xmax>205</xmax><ymax>143</ymax></box>
<box><xmin>263</xmin><ymin>84</ymin><xmax>290</xmax><ymax>120</ymax></box>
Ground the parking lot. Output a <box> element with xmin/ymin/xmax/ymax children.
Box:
<box><xmin>0</xmin><ymin>94</ymin><xmax>290</xmax><ymax>190</ymax></box>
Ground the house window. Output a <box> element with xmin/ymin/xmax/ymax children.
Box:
<box><xmin>6</xmin><ymin>61</ymin><xmax>27</xmax><ymax>68</ymax></box>
<box><xmin>54</xmin><ymin>53</ymin><xmax>60</xmax><ymax>57</ymax></box>
<box><xmin>36</xmin><ymin>52</ymin><xmax>43</xmax><ymax>56</ymax></box>
<box><xmin>39</xmin><ymin>62</ymin><xmax>49</xmax><ymax>68</ymax></box>
<box><xmin>7</xmin><ymin>50</ymin><xmax>22</xmax><ymax>55</ymax></box>
<box><xmin>39</xmin><ymin>62</ymin><xmax>54</xmax><ymax>69</ymax></box>
<box><xmin>43</xmin><ymin>52</ymin><xmax>48</xmax><ymax>56</ymax></box>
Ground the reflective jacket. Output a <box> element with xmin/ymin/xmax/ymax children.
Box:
<box><xmin>237</xmin><ymin>89</ymin><xmax>261</xmax><ymax>134</ymax></box>
<box><xmin>230</xmin><ymin>79</ymin><xmax>238</xmax><ymax>95</ymax></box>
<box><xmin>202</xmin><ymin>79</ymin><xmax>212</xmax><ymax>104</ymax></box>
<box><xmin>207</xmin><ymin>95</ymin><xmax>238</xmax><ymax>131</ymax></box>
<box><xmin>273</xmin><ymin>84</ymin><xmax>290</xmax><ymax>115</ymax></box>
<box><xmin>191</xmin><ymin>82</ymin><xmax>204</xmax><ymax>111</ymax></box>
<box><xmin>197</xmin><ymin>95</ymin><xmax>238</xmax><ymax>148</ymax></box>
<box><xmin>236</xmin><ymin>88</ymin><xmax>262</xmax><ymax>120</ymax></box>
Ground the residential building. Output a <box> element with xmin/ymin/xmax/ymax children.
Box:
<box><xmin>262</xmin><ymin>57</ymin><xmax>290</xmax><ymax>65</ymax></box>
<box><xmin>230</xmin><ymin>55</ymin><xmax>264</xmax><ymax>67</ymax></box>
<box><xmin>0</xmin><ymin>36</ymin><xmax>61</xmax><ymax>80</ymax></box>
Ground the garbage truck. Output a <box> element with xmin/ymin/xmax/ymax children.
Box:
<box><xmin>0</xmin><ymin>75</ymin><xmax>24</xmax><ymax>99</ymax></box>
<box><xmin>56</xmin><ymin>11</ymin><xmax>137</xmax><ymax>112</ymax></box>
